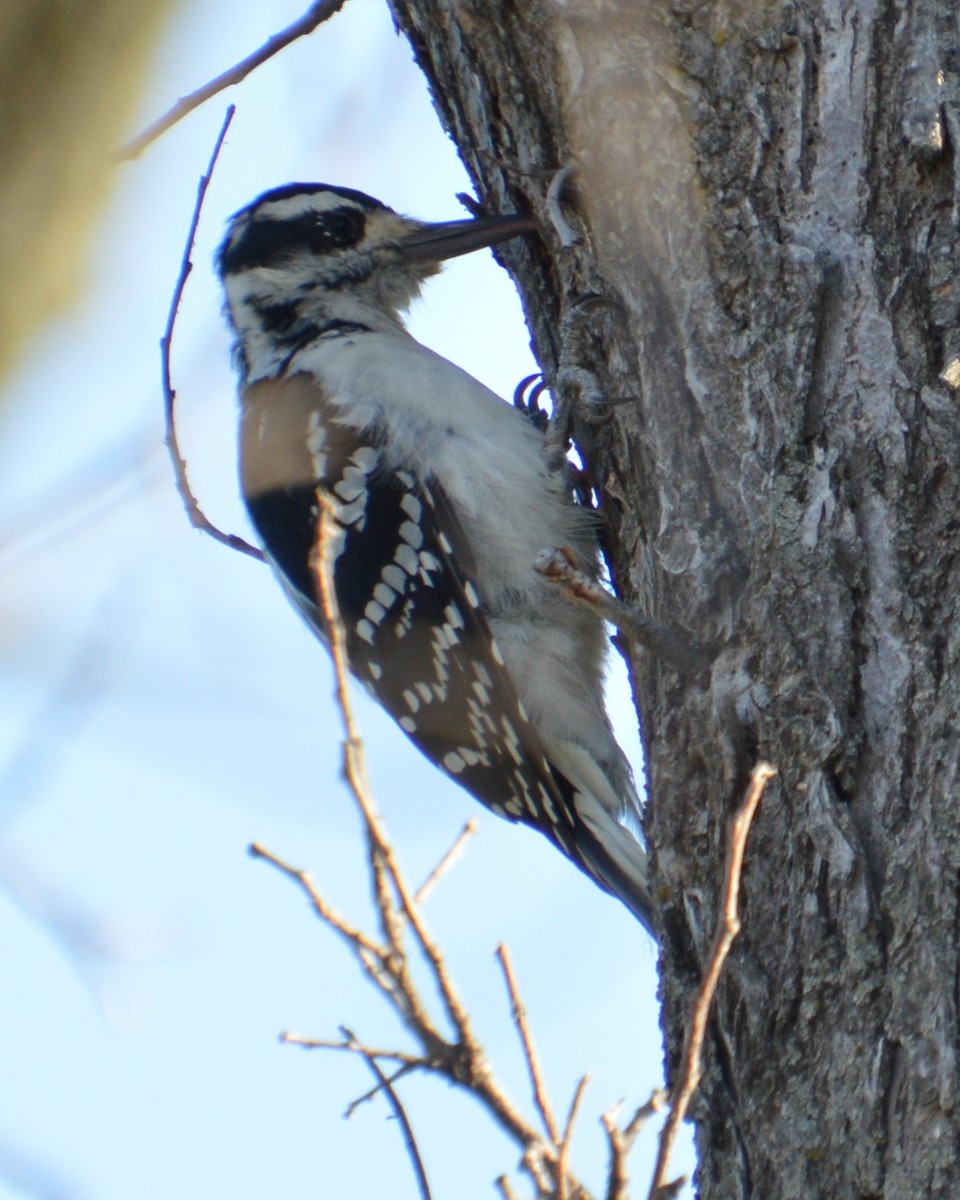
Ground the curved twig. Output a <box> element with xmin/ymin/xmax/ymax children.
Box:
<box><xmin>161</xmin><ymin>105</ymin><xmax>265</xmax><ymax>562</ymax></box>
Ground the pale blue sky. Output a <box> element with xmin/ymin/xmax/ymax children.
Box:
<box><xmin>0</xmin><ymin>3</ymin><xmax>693</xmax><ymax>1197</ymax></box>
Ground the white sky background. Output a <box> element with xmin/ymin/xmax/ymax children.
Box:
<box><xmin>0</xmin><ymin>2</ymin><xmax>695</xmax><ymax>1197</ymax></box>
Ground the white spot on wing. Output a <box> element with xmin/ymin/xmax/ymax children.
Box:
<box><xmin>338</xmin><ymin>496</ymin><xmax>366</xmax><ymax>525</ymax></box>
<box><xmin>443</xmin><ymin>752</ymin><xmax>466</xmax><ymax>774</ymax></box>
<box><xmin>373</xmin><ymin>582</ymin><xmax>395</xmax><ymax>609</ymax></box>
<box><xmin>334</xmin><ymin>476</ymin><xmax>366</xmax><ymax>503</ymax></box>
<box><xmin>501</xmin><ymin>717</ymin><xmax>523</xmax><ymax>765</ymax></box>
<box><xmin>400</xmin><ymin>520</ymin><xmax>423</xmax><ymax>549</ymax></box>
<box><xmin>382</xmin><ymin>564</ymin><xmax>406</xmax><ymax>592</ymax></box>
<box><xmin>400</xmin><ymin>493</ymin><xmax>422</xmax><ymax>521</ymax></box>
<box><xmin>444</xmin><ymin>603</ymin><xmax>464</xmax><ymax>630</ymax></box>
<box><xmin>364</xmin><ymin>600</ymin><xmax>387</xmax><ymax>625</ymax></box>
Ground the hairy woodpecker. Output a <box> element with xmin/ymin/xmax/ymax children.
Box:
<box><xmin>217</xmin><ymin>183</ymin><xmax>654</xmax><ymax>935</ymax></box>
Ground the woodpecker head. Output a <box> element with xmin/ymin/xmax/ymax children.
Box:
<box><xmin>217</xmin><ymin>183</ymin><xmax>536</xmax><ymax>376</ymax></box>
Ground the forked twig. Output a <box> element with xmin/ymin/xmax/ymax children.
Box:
<box><xmin>646</xmin><ymin>762</ymin><xmax>777</xmax><ymax>1199</ymax></box>
<box><xmin>305</xmin><ymin>495</ymin><xmax>548</xmax><ymax>1157</ymax></box>
<box><xmin>622</xmin><ymin>1091</ymin><xmax>667</xmax><ymax>1152</ymax></box>
<box><xmin>248</xmin><ymin>843</ymin><xmax>383</xmax><ymax>961</ymax></box>
<box><xmin>119</xmin><ymin>0</ymin><xmax>348</xmax><ymax>160</ymax></box>
<box><xmin>249</xmin><ymin>493</ymin><xmax>597</xmax><ymax>1198</ymax></box>
<box><xmin>598</xmin><ymin>1091</ymin><xmax>667</xmax><ymax>1200</ymax></box>
<box><xmin>342</xmin><ymin>1027</ymin><xmax>433</xmax><ymax>1200</ymax></box>
<box><xmin>343</xmin><ymin>1060</ymin><xmax>418</xmax><ymax>1119</ymax></box>
<box><xmin>161</xmin><ymin>105</ymin><xmax>264</xmax><ymax>562</ymax></box>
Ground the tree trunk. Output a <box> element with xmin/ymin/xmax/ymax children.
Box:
<box><xmin>388</xmin><ymin>1</ymin><xmax>960</xmax><ymax>1195</ymax></box>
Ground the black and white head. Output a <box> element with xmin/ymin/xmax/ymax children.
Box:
<box><xmin>217</xmin><ymin>183</ymin><xmax>536</xmax><ymax>377</ymax></box>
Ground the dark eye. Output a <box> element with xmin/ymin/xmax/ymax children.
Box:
<box><xmin>311</xmin><ymin>206</ymin><xmax>365</xmax><ymax>250</ymax></box>
<box><xmin>218</xmin><ymin>206</ymin><xmax>366</xmax><ymax>274</ymax></box>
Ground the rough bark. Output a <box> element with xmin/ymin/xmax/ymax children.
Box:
<box><xmin>387</xmin><ymin>1</ymin><xmax>960</xmax><ymax>1196</ymax></box>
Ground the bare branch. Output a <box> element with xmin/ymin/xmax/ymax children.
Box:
<box><xmin>161</xmin><ymin>105</ymin><xmax>264</xmax><ymax>563</ymax></box>
<box><xmin>119</xmin><ymin>0</ymin><xmax>349</xmax><ymax>160</ymax></box>
<box><xmin>251</xmin><ymin>495</ymin><xmax>601</xmax><ymax>1197</ymax></box>
<box><xmin>311</xmin><ymin>495</ymin><xmax>547</xmax><ymax>1154</ymax></box>
<box><xmin>496</xmin><ymin>943</ymin><xmax>560</xmax><ymax>1144</ymax></box>
<box><xmin>646</xmin><ymin>761</ymin><xmax>777</xmax><ymax>1199</ymax></box>
<box><xmin>342</xmin><ymin>1027</ymin><xmax>433</xmax><ymax>1200</ymax></box>
<box><xmin>414</xmin><ymin>818</ymin><xmax>479</xmax><ymax>906</ymax></box>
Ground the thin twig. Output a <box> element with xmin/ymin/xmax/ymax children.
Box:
<box><xmin>414</xmin><ymin>819</ymin><xmax>479</xmax><ymax>906</ymax></box>
<box><xmin>161</xmin><ymin>105</ymin><xmax>264</xmax><ymax>562</ymax></box>
<box><xmin>249</xmin><ymin>843</ymin><xmax>382</xmax><ymax>959</ymax></box>
<box><xmin>557</xmin><ymin>1074</ymin><xmax>590</xmax><ymax>1200</ymax></box>
<box><xmin>495</xmin><ymin>944</ymin><xmax>559</xmax><ymax>1144</ymax></box>
<box><xmin>248</xmin><ymin>841</ymin><xmax>429</xmax><ymax>1029</ymax></box>
<box><xmin>533</xmin><ymin>550</ymin><xmax>713</xmax><ymax>675</ymax></box>
<box><xmin>495</xmin><ymin>1177</ymin><xmax>519</xmax><ymax>1200</ymax></box>
<box><xmin>119</xmin><ymin>0</ymin><xmax>348</xmax><ymax>160</ymax></box>
<box><xmin>601</xmin><ymin>1106</ymin><xmax>629</xmax><ymax>1200</ymax></box>
<box><xmin>343</xmin><ymin>1061</ymin><xmax>418</xmax><ymax>1119</ymax></box>
<box><xmin>342</xmin><ymin>1027</ymin><xmax>433</xmax><ymax>1200</ymax></box>
<box><xmin>279</xmin><ymin>1032</ymin><xmax>424</xmax><ymax>1069</ymax></box>
<box><xmin>646</xmin><ymin>762</ymin><xmax>777</xmax><ymax>1200</ymax></box>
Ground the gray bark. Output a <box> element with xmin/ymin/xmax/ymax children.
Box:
<box><xmin>388</xmin><ymin>1</ymin><xmax>960</xmax><ymax>1196</ymax></box>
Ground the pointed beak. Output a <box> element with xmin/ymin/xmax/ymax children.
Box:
<box><xmin>397</xmin><ymin>212</ymin><xmax>538</xmax><ymax>264</ymax></box>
